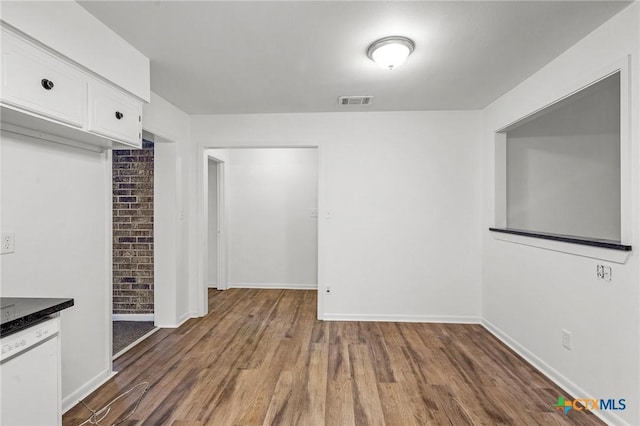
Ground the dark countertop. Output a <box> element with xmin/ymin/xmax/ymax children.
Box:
<box><xmin>1</xmin><ymin>297</ymin><xmax>74</xmax><ymax>337</ymax></box>
<box><xmin>489</xmin><ymin>228</ymin><xmax>632</xmax><ymax>251</ymax></box>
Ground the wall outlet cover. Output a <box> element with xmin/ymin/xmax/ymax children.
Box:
<box><xmin>603</xmin><ymin>266</ymin><xmax>612</xmax><ymax>281</ymax></box>
<box><xmin>1</xmin><ymin>232</ymin><xmax>15</xmax><ymax>254</ymax></box>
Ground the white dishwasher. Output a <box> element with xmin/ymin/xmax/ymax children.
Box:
<box><xmin>0</xmin><ymin>316</ymin><xmax>62</xmax><ymax>426</ymax></box>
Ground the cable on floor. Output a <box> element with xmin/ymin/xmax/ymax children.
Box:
<box><xmin>78</xmin><ymin>381</ymin><xmax>150</xmax><ymax>425</ymax></box>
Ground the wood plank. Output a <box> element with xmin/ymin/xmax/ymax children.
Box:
<box><xmin>348</xmin><ymin>344</ymin><xmax>386</xmax><ymax>426</ymax></box>
<box><xmin>63</xmin><ymin>289</ymin><xmax>605</xmax><ymax>426</ymax></box>
<box><xmin>377</xmin><ymin>382</ymin><xmax>420</xmax><ymax>426</ymax></box>
<box><xmin>325</xmin><ymin>333</ymin><xmax>356</xmax><ymax>426</ymax></box>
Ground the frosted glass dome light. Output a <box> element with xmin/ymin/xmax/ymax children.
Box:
<box><xmin>367</xmin><ymin>36</ymin><xmax>415</xmax><ymax>70</ymax></box>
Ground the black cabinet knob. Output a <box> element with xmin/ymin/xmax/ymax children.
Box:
<box><xmin>115</xmin><ymin>111</ymin><xmax>124</xmax><ymax>120</ymax></box>
<box><xmin>41</xmin><ymin>79</ymin><xmax>54</xmax><ymax>90</ymax></box>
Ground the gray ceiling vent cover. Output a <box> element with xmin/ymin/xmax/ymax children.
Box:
<box><xmin>338</xmin><ymin>96</ymin><xmax>374</xmax><ymax>106</ymax></box>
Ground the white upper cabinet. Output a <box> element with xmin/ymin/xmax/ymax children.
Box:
<box><xmin>1</xmin><ymin>30</ymin><xmax>87</xmax><ymax>128</ymax></box>
<box><xmin>0</xmin><ymin>1</ymin><xmax>150</xmax><ymax>102</ymax></box>
<box><xmin>0</xmin><ymin>2</ymin><xmax>150</xmax><ymax>151</ymax></box>
<box><xmin>89</xmin><ymin>80</ymin><xmax>142</xmax><ymax>146</ymax></box>
<box><xmin>0</xmin><ymin>26</ymin><xmax>145</xmax><ymax>150</ymax></box>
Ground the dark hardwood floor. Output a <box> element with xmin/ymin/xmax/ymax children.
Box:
<box><xmin>63</xmin><ymin>289</ymin><xmax>603</xmax><ymax>425</ymax></box>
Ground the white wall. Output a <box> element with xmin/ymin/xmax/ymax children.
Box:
<box><xmin>0</xmin><ymin>91</ymin><xmax>191</xmax><ymax>415</ymax></box>
<box><xmin>506</xmin><ymin>73</ymin><xmax>621</xmax><ymax>241</ymax></box>
<box><xmin>207</xmin><ymin>159</ymin><xmax>218</xmax><ymax>287</ymax></box>
<box><xmin>0</xmin><ymin>132</ymin><xmax>111</xmax><ymax>409</ymax></box>
<box><xmin>482</xmin><ymin>3</ymin><xmax>639</xmax><ymax>425</ymax></box>
<box><xmin>143</xmin><ymin>92</ymin><xmax>191</xmax><ymax>327</ymax></box>
<box><xmin>192</xmin><ymin>111</ymin><xmax>483</xmax><ymax>321</ymax></box>
<box><xmin>210</xmin><ymin>148</ymin><xmax>318</xmax><ymax>288</ymax></box>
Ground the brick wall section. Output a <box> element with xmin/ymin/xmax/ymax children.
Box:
<box><xmin>113</xmin><ymin>140</ymin><xmax>154</xmax><ymax>314</ymax></box>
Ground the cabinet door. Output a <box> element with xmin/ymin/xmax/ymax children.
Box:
<box><xmin>88</xmin><ymin>81</ymin><xmax>142</xmax><ymax>148</ymax></box>
<box><xmin>1</xmin><ymin>30</ymin><xmax>86</xmax><ymax>128</ymax></box>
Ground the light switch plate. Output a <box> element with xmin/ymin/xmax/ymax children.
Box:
<box><xmin>562</xmin><ymin>329</ymin><xmax>572</xmax><ymax>350</ymax></box>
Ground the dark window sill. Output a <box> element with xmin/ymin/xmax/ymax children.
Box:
<box><xmin>489</xmin><ymin>228</ymin><xmax>631</xmax><ymax>252</ymax></box>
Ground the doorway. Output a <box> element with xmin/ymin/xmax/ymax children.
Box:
<box><xmin>207</xmin><ymin>157</ymin><xmax>225</xmax><ymax>289</ymax></box>
<box><xmin>111</xmin><ymin>139</ymin><xmax>157</xmax><ymax>357</ymax></box>
<box><xmin>205</xmin><ymin>147</ymin><xmax>319</xmax><ymax>297</ymax></box>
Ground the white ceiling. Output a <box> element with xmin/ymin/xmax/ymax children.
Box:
<box><xmin>79</xmin><ymin>1</ymin><xmax>631</xmax><ymax>114</ymax></box>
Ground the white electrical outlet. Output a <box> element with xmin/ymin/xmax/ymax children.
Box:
<box><xmin>603</xmin><ymin>266</ymin><xmax>612</xmax><ymax>282</ymax></box>
<box><xmin>596</xmin><ymin>264</ymin><xmax>612</xmax><ymax>281</ymax></box>
<box><xmin>325</xmin><ymin>285</ymin><xmax>332</xmax><ymax>295</ymax></box>
<box><xmin>1</xmin><ymin>232</ymin><xmax>15</xmax><ymax>254</ymax></box>
<box><xmin>562</xmin><ymin>329</ymin><xmax>572</xmax><ymax>350</ymax></box>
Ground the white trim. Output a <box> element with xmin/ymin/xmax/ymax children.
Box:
<box><xmin>153</xmin><ymin>139</ymin><xmax>179</xmax><ymax>328</ymax></box>
<box><xmin>217</xmin><ymin>161</ymin><xmax>227</xmax><ymax>291</ymax></box>
<box><xmin>154</xmin><ymin>312</ymin><xmax>191</xmax><ymax>329</ymax></box>
<box><xmin>493</xmin><ymin>132</ymin><xmax>507</xmax><ymax>229</ymax></box>
<box><xmin>323</xmin><ymin>313</ymin><xmax>481</xmax><ymax>324</ymax></box>
<box><xmin>208</xmin><ymin>282</ymin><xmax>218</xmax><ymax>289</ymax></box>
<box><xmin>481</xmin><ymin>319</ymin><xmax>627</xmax><ymax>426</ymax></box>
<box><xmin>228</xmin><ymin>283</ymin><xmax>318</xmax><ymax>290</ymax></box>
<box><xmin>196</xmin><ymin>145</ymin><xmax>322</xmax><ymax>320</ymax></box>
<box><xmin>178</xmin><ymin>311</ymin><xmax>190</xmax><ymax>323</ymax></box>
<box><xmin>493</xmin><ymin>55</ymin><xmax>633</xmax><ymax>251</ymax></box>
<box><xmin>105</xmin><ymin>150</ymin><xmax>113</xmax><ymax>376</ymax></box>
<box><xmin>156</xmin><ymin>312</ymin><xmax>192</xmax><ymax>328</ymax></box>
<box><xmin>196</xmin><ymin>147</ymin><xmax>209</xmax><ymax>314</ymax></box>
<box><xmin>112</xmin><ymin>327</ymin><xmax>160</xmax><ymax>360</ymax></box>
<box><xmin>617</xmin><ymin>55</ymin><xmax>632</xmax><ymax>246</ymax></box>
<box><xmin>316</xmin><ymin>145</ymin><xmax>325</xmax><ymax>320</ymax></box>
<box><xmin>176</xmin><ymin>312</ymin><xmax>191</xmax><ymax>327</ymax></box>
<box><xmin>112</xmin><ymin>313</ymin><xmax>155</xmax><ymax>322</ymax></box>
<box><xmin>491</xmin><ymin>232</ymin><xmax>632</xmax><ymax>264</ymax></box>
<box><xmin>62</xmin><ymin>369</ymin><xmax>116</xmax><ymax>414</ymax></box>
<box><xmin>495</xmin><ymin>56</ymin><xmax>630</xmax><ymax>134</ymax></box>
<box><xmin>207</xmin><ymin>155</ymin><xmax>228</xmax><ymax>291</ymax></box>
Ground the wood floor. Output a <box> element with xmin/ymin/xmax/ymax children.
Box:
<box><xmin>63</xmin><ymin>289</ymin><xmax>603</xmax><ymax>425</ymax></box>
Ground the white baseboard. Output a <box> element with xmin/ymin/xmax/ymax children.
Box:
<box><xmin>228</xmin><ymin>282</ymin><xmax>317</xmax><ymax>290</ymax></box>
<box><xmin>323</xmin><ymin>313</ymin><xmax>481</xmax><ymax>323</ymax></box>
<box><xmin>177</xmin><ymin>312</ymin><xmax>190</xmax><ymax>327</ymax></box>
<box><xmin>62</xmin><ymin>369</ymin><xmax>116</xmax><ymax>414</ymax></box>
<box><xmin>481</xmin><ymin>319</ymin><xmax>626</xmax><ymax>426</ymax></box>
<box><xmin>155</xmin><ymin>312</ymin><xmax>191</xmax><ymax>328</ymax></box>
<box><xmin>112</xmin><ymin>313</ymin><xmax>154</xmax><ymax>322</ymax></box>
<box><xmin>208</xmin><ymin>283</ymin><xmax>218</xmax><ymax>289</ymax></box>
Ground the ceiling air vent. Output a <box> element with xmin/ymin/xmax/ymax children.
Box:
<box><xmin>338</xmin><ymin>96</ymin><xmax>374</xmax><ymax>106</ymax></box>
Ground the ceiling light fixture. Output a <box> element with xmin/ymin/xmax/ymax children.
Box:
<box><xmin>367</xmin><ymin>36</ymin><xmax>415</xmax><ymax>70</ymax></box>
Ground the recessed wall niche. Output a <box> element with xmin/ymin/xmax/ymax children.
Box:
<box><xmin>494</xmin><ymin>69</ymin><xmax>626</xmax><ymax>246</ymax></box>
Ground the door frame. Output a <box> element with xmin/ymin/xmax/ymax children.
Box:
<box><xmin>207</xmin><ymin>154</ymin><xmax>228</xmax><ymax>291</ymax></box>
<box><xmin>196</xmin><ymin>145</ymin><xmax>323</xmax><ymax>318</ymax></box>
